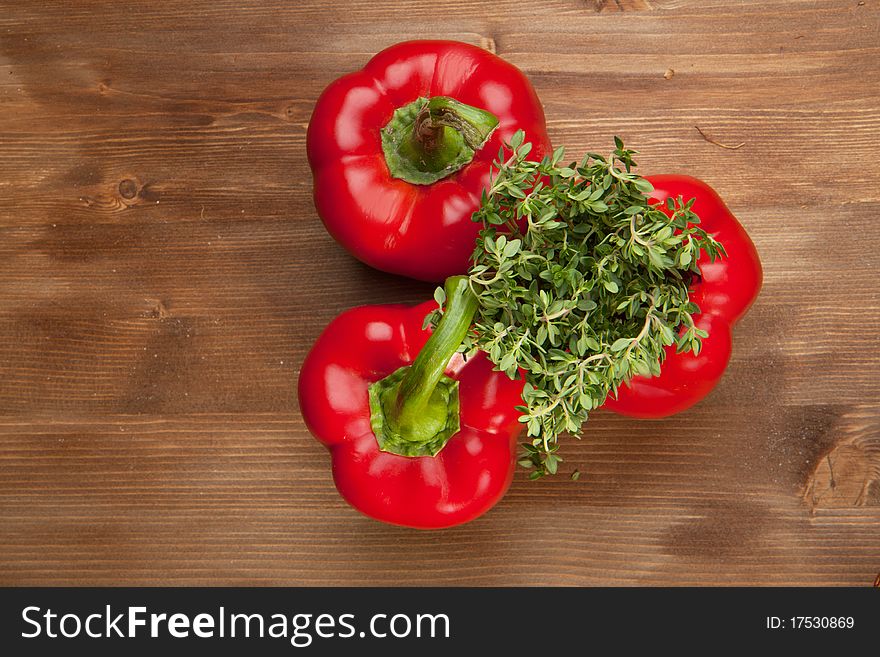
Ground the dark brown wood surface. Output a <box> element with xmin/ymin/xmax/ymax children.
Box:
<box><xmin>1</xmin><ymin>0</ymin><xmax>878</xmax><ymax>586</ymax></box>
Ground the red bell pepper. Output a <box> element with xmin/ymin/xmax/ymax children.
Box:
<box><xmin>307</xmin><ymin>40</ymin><xmax>552</xmax><ymax>281</ymax></box>
<box><xmin>298</xmin><ymin>277</ymin><xmax>525</xmax><ymax>528</ymax></box>
<box><xmin>601</xmin><ymin>176</ymin><xmax>762</xmax><ymax>418</ymax></box>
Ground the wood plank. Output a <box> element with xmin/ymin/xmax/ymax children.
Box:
<box><xmin>0</xmin><ymin>0</ymin><xmax>878</xmax><ymax>586</ymax></box>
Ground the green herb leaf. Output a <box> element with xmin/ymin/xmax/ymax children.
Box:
<box><xmin>435</xmin><ymin>135</ymin><xmax>723</xmax><ymax>476</ymax></box>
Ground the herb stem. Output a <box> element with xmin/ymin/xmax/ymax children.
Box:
<box><xmin>624</xmin><ymin>299</ymin><xmax>657</xmax><ymax>358</ymax></box>
<box><xmin>543</xmin><ymin>308</ymin><xmax>572</xmax><ymax>322</ymax></box>
<box><xmin>630</xmin><ymin>213</ymin><xmax>652</xmax><ymax>248</ymax></box>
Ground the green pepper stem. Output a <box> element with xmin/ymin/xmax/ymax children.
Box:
<box><xmin>413</xmin><ymin>96</ymin><xmax>499</xmax><ymax>152</ymax></box>
<box><xmin>381</xmin><ymin>97</ymin><xmax>499</xmax><ymax>186</ymax></box>
<box><xmin>395</xmin><ymin>276</ymin><xmax>478</xmax><ymax>427</ymax></box>
<box><xmin>368</xmin><ymin>276</ymin><xmax>478</xmax><ymax>457</ymax></box>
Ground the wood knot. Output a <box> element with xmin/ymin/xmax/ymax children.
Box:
<box><xmin>118</xmin><ymin>179</ymin><xmax>139</xmax><ymax>199</ymax></box>
<box><xmin>281</xmin><ymin>102</ymin><xmax>308</xmax><ymax>124</ymax></box>
<box><xmin>804</xmin><ymin>434</ymin><xmax>880</xmax><ymax>510</ymax></box>
<box><xmin>145</xmin><ymin>298</ymin><xmax>171</xmax><ymax>320</ymax></box>
<box><xmin>480</xmin><ymin>36</ymin><xmax>497</xmax><ymax>54</ymax></box>
<box><xmin>589</xmin><ymin>0</ymin><xmax>654</xmax><ymax>12</ymax></box>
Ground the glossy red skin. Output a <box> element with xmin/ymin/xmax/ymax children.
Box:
<box><xmin>307</xmin><ymin>40</ymin><xmax>552</xmax><ymax>282</ymax></box>
<box><xmin>602</xmin><ymin>175</ymin><xmax>762</xmax><ymax>418</ymax></box>
<box><xmin>298</xmin><ymin>301</ymin><xmax>526</xmax><ymax>529</ymax></box>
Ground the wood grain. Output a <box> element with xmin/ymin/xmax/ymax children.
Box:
<box><xmin>1</xmin><ymin>0</ymin><xmax>878</xmax><ymax>586</ymax></box>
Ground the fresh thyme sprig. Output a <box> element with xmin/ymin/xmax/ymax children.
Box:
<box><xmin>429</xmin><ymin>132</ymin><xmax>725</xmax><ymax>477</ymax></box>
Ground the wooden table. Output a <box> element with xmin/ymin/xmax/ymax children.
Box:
<box><xmin>1</xmin><ymin>0</ymin><xmax>878</xmax><ymax>586</ymax></box>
